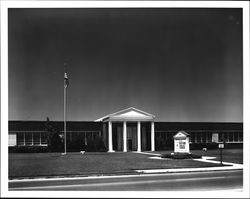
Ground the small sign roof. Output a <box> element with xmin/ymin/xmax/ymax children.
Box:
<box><xmin>174</xmin><ymin>131</ymin><xmax>190</xmax><ymax>138</ymax></box>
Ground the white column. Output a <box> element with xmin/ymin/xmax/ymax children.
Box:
<box><xmin>151</xmin><ymin>121</ymin><xmax>155</xmax><ymax>151</ymax></box>
<box><xmin>24</xmin><ymin>132</ymin><xmax>26</xmax><ymax>146</ymax></box>
<box><xmin>31</xmin><ymin>132</ymin><xmax>34</xmax><ymax>146</ymax></box>
<box><xmin>108</xmin><ymin>121</ymin><xmax>114</xmax><ymax>152</ymax></box>
<box><xmin>123</xmin><ymin>122</ymin><xmax>127</xmax><ymax>152</ymax></box>
<box><xmin>137</xmin><ymin>121</ymin><xmax>141</xmax><ymax>152</ymax></box>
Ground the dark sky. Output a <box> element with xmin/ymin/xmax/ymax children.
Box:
<box><xmin>8</xmin><ymin>8</ymin><xmax>243</xmax><ymax>122</ymax></box>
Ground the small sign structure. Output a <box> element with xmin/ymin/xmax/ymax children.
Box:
<box><xmin>173</xmin><ymin>131</ymin><xmax>190</xmax><ymax>153</ymax></box>
<box><xmin>218</xmin><ymin>143</ymin><xmax>224</xmax><ymax>149</ymax></box>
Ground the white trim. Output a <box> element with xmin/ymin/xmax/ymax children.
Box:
<box><xmin>2</xmin><ymin>1</ymin><xmax>249</xmax><ymax>198</ymax></box>
<box><xmin>31</xmin><ymin>132</ymin><xmax>34</xmax><ymax>146</ymax></box>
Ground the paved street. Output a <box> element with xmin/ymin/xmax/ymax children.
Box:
<box><xmin>9</xmin><ymin>170</ymin><xmax>242</xmax><ymax>191</ymax></box>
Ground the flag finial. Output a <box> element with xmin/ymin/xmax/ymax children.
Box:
<box><xmin>64</xmin><ymin>63</ymin><xmax>69</xmax><ymax>88</ymax></box>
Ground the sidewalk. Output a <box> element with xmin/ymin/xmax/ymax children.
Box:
<box><xmin>136</xmin><ymin>155</ymin><xmax>243</xmax><ymax>174</ymax></box>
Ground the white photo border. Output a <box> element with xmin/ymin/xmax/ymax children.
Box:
<box><xmin>1</xmin><ymin>1</ymin><xmax>249</xmax><ymax>198</ymax></box>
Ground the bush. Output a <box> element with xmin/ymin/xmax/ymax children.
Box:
<box><xmin>190</xmin><ymin>142</ymin><xmax>218</xmax><ymax>150</ymax></box>
<box><xmin>161</xmin><ymin>152</ymin><xmax>202</xmax><ymax>159</ymax></box>
<box><xmin>9</xmin><ymin>146</ymin><xmax>49</xmax><ymax>153</ymax></box>
<box><xmin>85</xmin><ymin>136</ymin><xmax>107</xmax><ymax>152</ymax></box>
<box><xmin>49</xmin><ymin>133</ymin><xmax>63</xmax><ymax>152</ymax></box>
<box><xmin>66</xmin><ymin>136</ymin><xmax>107</xmax><ymax>152</ymax></box>
<box><xmin>155</xmin><ymin>136</ymin><xmax>168</xmax><ymax>150</ymax></box>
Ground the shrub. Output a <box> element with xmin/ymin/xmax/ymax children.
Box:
<box><xmin>161</xmin><ymin>152</ymin><xmax>202</xmax><ymax>159</ymax></box>
<box><xmin>9</xmin><ymin>146</ymin><xmax>49</xmax><ymax>153</ymax></box>
<box><xmin>190</xmin><ymin>142</ymin><xmax>218</xmax><ymax>150</ymax></box>
<box><xmin>66</xmin><ymin>136</ymin><xmax>107</xmax><ymax>152</ymax></box>
<box><xmin>155</xmin><ymin>136</ymin><xmax>167</xmax><ymax>150</ymax></box>
<box><xmin>49</xmin><ymin>133</ymin><xmax>63</xmax><ymax>152</ymax></box>
<box><xmin>85</xmin><ymin>136</ymin><xmax>107</xmax><ymax>152</ymax></box>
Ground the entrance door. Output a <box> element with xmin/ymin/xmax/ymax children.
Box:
<box><xmin>127</xmin><ymin>125</ymin><xmax>137</xmax><ymax>151</ymax></box>
<box><xmin>128</xmin><ymin>139</ymin><xmax>132</xmax><ymax>151</ymax></box>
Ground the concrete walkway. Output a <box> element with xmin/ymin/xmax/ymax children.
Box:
<box><xmin>135</xmin><ymin>152</ymin><xmax>243</xmax><ymax>174</ymax></box>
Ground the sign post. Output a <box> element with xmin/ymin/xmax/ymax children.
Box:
<box><xmin>218</xmin><ymin>143</ymin><xmax>224</xmax><ymax>165</ymax></box>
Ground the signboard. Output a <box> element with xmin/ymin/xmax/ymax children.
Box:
<box><xmin>212</xmin><ymin>133</ymin><xmax>219</xmax><ymax>143</ymax></box>
<box><xmin>174</xmin><ymin>131</ymin><xmax>190</xmax><ymax>153</ymax></box>
<box><xmin>218</xmin><ymin>143</ymin><xmax>224</xmax><ymax>149</ymax></box>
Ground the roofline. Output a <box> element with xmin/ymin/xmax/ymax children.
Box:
<box><xmin>8</xmin><ymin>120</ymin><xmax>102</xmax><ymax>123</ymax></box>
<box><xmin>8</xmin><ymin>120</ymin><xmax>243</xmax><ymax>124</ymax></box>
<box><xmin>8</xmin><ymin>120</ymin><xmax>243</xmax><ymax>125</ymax></box>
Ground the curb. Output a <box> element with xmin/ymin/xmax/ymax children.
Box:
<box><xmin>136</xmin><ymin>166</ymin><xmax>243</xmax><ymax>174</ymax></box>
<box><xmin>9</xmin><ymin>166</ymin><xmax>243</xmax><ymax>182</ymax></box>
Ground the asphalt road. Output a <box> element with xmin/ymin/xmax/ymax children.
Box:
<box><xmin>9</xmin><ymin>170</ymin><xmax>243</xmax><ymax>191</ymax></box>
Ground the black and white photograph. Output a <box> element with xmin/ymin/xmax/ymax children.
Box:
<box><xmin>1</xmin><ymin>1</ymin><xmax>250</xmax><ymax>198</ymax></box>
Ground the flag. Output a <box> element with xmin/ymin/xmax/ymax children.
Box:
<box><xmin>64</xmin><ymin>72</ymin><xmax>69</xmax><ymax>88</ymax></box>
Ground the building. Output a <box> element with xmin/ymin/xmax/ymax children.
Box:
<box><xmin>8</xmin><ymin>107</ymin><xmax>243</xmax><ymax>152</ymax></box>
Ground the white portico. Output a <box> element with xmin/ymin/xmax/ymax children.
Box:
<box><xmin>95</xmin><ymin>107</ymin><xmax>155</xmax><ymax>152</ymax></box>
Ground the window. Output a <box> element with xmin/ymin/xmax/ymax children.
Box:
<box><xmin>219</xmin><ymin>133</ymin><xmax>225</xmax><ymax>142</ymax></box>
<box><xmin>41</xmin><ymin>132</ymin><xmax>47</xmax><ymax>145</ymax></box>
<box><xmin>239</xmin><ymin>133</ymin><xmax>243</xmax><ymax>142</ymax></box>
<box><xmin>166</xmin><ymin>133</ymin><xmax>173</xmax><ymax>142</ymax></box>
<box><xmin>17</xmin><ymin>132</ymin><xmax>25</xmax><ymax>145</ymax></box>
<box><xmin>225</xmin><ymin>133</ymin><xmax>230</xmax><ymax>142</ymax></box>
<box><xmin>207</xmin><ymin>133</ymin><xmax>212</xmax><ymax>143</ymax></box>
<box><xmin>201</xmin><ymin>133</ymin><xmax>207</xmax><ymax>143</ymax></box>
<box><xmin>25</xmin><ymin>132</ymin><xmax>33</xmax><ymax>145</ymax></box>
<box><xmin>229</xmin><ymin>133</ymin><xmax>234</xmax><ymax>142</ymax></box>
<box><xmin>190</xmin><ymin>133</ymin><xmax>195</xmax><ymax>143</ymax></box>
<box><xmin>196</xmin><ymin>133</ymin><xmax>201</xmax><ymax>143</ymax></box>
<box><xmin>233</xmin><ymin>132</ymin><xmax>239</xmax><ymax>142</ymax></box>
<box><xmin>33</xmin><ymin>132</ymin><xmax>41</xmax><ymax>145</ymax></box>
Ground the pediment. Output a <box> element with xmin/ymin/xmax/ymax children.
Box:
<box><xmin>95</xmin><ymin>107</ymin><xmax>155</xmax><ymax>122</ymax></box>
<box><xmin>174</xmin><ymin>131</ymin><xmax>189</xmax><ymax>138</ymax></box>
<box><xmin>117</xmin><ymin>110</ymin><xmax>150</xmax><ymax>118</ymax></box>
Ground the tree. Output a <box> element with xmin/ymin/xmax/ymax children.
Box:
<box><xmin>45</xmin><ymin>117</ymin><xmax>63</xmax><ymax>152</ymax></box>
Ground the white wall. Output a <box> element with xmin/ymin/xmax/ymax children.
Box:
<box><xmin>8</xmin><ymin>133</ymin><xmax>16</xmax><ymax>146</ymax></box>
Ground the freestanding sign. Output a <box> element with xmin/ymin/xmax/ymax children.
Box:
<box><xmin>174</xmin><ymin>131</ymin><xmax>190</xmax><ymax>153</ymax></box>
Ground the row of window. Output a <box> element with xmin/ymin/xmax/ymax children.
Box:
<box><xmin>190</xmin><ymin>132</ymin><xmax>212</xmax><ymax>143</ymax></box>
<box><xmin>66</xmin><ymin>131</ymin><xmax>101</xmax><ymax>144</ymax></box>
<box><xmin>218</xmin><ymin>132</ymin><xmax>243</xmax><ymax>142</ymax></box>
<box><xmin>155</xmin><ymin>131</ymin><xmax>243</xmax><ymax>143</ymax></box>
<box><xmin>14</xmin><ymin>131</ymin><xmax>101</xmax><ymax>146</ymax></box>
<box><xmin>11</xmin><ymin>131</ymin><xmax>243</xmax><ymax>146</ymax></box>
<box><xmin>16</xmin><ymin>132</ymin><xmax>47</xmax><ymax>146</ymax></box>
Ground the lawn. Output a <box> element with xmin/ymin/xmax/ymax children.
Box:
<box><xmin>9</xmin><ymin>151</ymin><xmax>223</xmax><ymax>179</ymax></box>
<box><xmin>153</xmin><ymin>149</ymin><xmax>243</xmax><ymax>164</ymax></box>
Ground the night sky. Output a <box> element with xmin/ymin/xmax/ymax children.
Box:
<box><xmin>8</xmin><ymin>8</ymin><xmax>243</xmax><ymax>122</ymax></box>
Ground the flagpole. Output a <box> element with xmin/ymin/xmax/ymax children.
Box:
<box><xmin>63</xmin><ymin>64</ymin><xmax>68</xmax><ymax>155</ymax></box>
<box><xmin>64</xmin><ymin>79</ymin><xmax>67</xmax><ymax>154</ymax></box>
